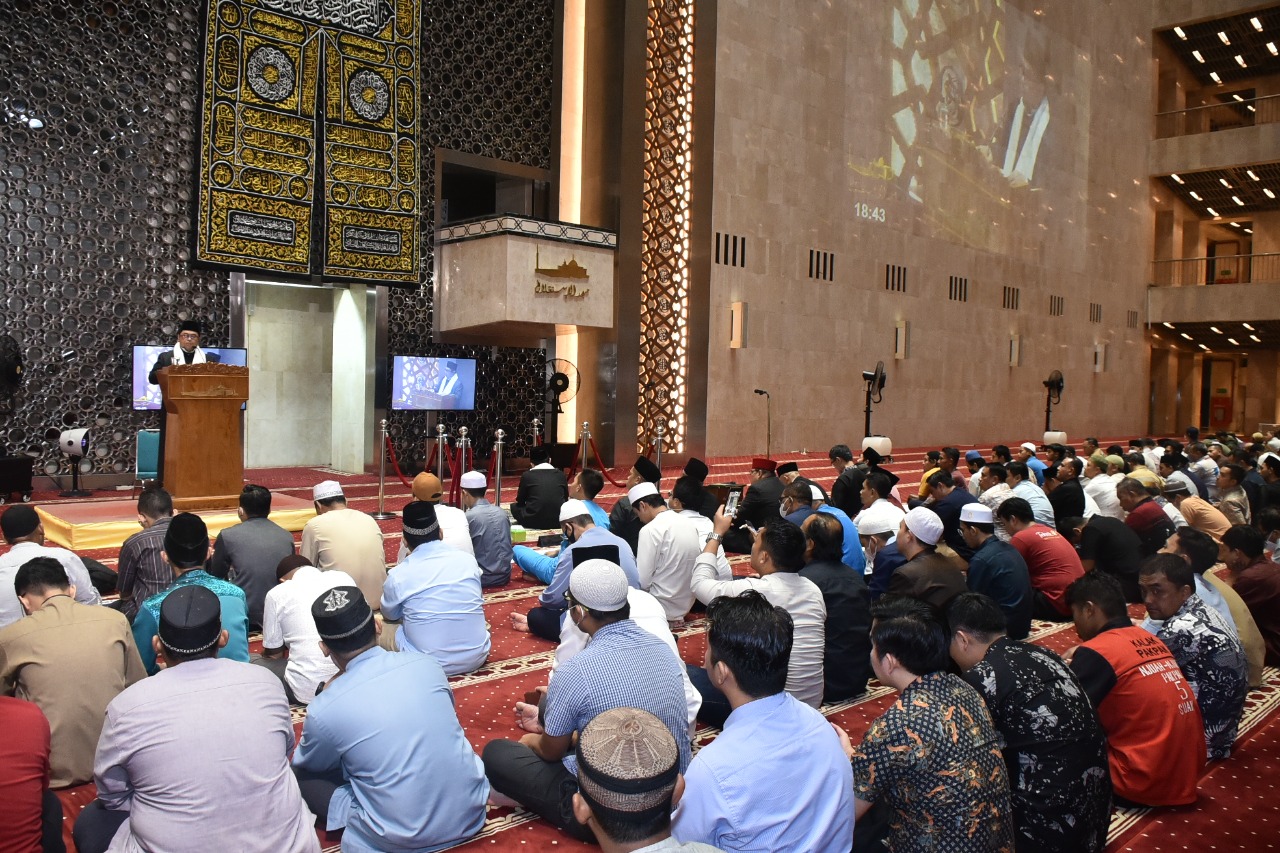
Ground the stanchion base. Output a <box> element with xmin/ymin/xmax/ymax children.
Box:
<box><xmin>369</xmin><ymin>511</ymin><xmax>397</xmax><ymax>520</ymax></box>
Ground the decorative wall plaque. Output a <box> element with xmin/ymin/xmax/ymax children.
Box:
<box><xmin>196</xmin><ymin>0</ymin><xmax>420</xmax><ymax>284</ymax></box>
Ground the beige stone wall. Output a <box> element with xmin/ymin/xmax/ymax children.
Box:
<box><xmin>700</xmin><ymin>0</ymin><xmax>1155</xmax><ymax>454</ymax></box>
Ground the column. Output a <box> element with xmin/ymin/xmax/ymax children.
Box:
<box><xmin>331</xmin><ymin>284</ymin><xmax>375</xmax><ymax>473</ymax></box>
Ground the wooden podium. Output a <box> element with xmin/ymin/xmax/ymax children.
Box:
<box><xmin>157</xmin><ymin>363</ymin><xmax>248</xmax><ymax>511</ymax></box>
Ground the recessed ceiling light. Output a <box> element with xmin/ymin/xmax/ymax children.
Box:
<box><xmin>1207</xmin><ymin>207</ymin><xmax>1220</xmax><ymax>216</ymax></box>
<box><xmin>1269</xmin><ymin>42</ymin><xmax>1278</xmax><ymax>55</ymax></box>
<box><xmin>1248</xmin><ymin>105</ymin><xmax>1257</xmax><ymax>112</ymax></box>
<box><xmin>1211</xmin><ymin>326</ymin><xmax>1223</xmax><ymax>333</ymax></box>
<box><xmin>1235</xmin><ymin>94</ymin><xmax>1246</xmax><ymax>102</ymax></box>
<box><xmin>1193</xmin><ymin>49</ymin><xmax>1206</xmax><ymax>62</ymax></box>
<box><xmin>1175</xmin><ymin>26</ymin><xmax>1188</xmax><ymax>39</ymax></box>
<box><xmin>1221</xmin><ymin>178</ymin><xmax>1232</xmax><ymax>187</ymax></box>
<box><xmin>1182</xmin><ymin>333</ymin><xmax>1193</xmax><ymax>340</ymax></box>
<box><xmin>1232</xmin><ymin>221</ymin><xmax>1242</xmax><ymax>227</ymax></box>
<box><xmin>1200</xmin><ymin>344</ymin><xmax>1211</xmax><ymax>351</ymax></box>
<box><xmin>1236</xmin><ymin>54</ymin><xmax>1248</xmax><ymax>68</ymax></box>
<box><xmin>1245</xmin><ymin>227</ymin><xmax>1254</xmax><ymax>233</ymax></box>
<box><xmin>1233</xmin><ymin>195</ymin><xmax>1245</xmax><ymax>205</ymax></box>
<box><xmin>1211</xmin><ymin>71</ymin><xmax>1223</xmax><ymax>83</ymax></box>
<box><xmin>1220</xmin><ymin>31</ymin><xmax>1231</xmax><ymax>45</ymax></box>
<box><xmin>1171</xmin><ymin>173</ymin><xmax>1184</xmax><ymax>184</ymax></box>
<box><xmin>1244</xmin><ymin>323</ymin><xmax>1255</xmax><ymax>330</ymax></box>
<box><xmin>1252</xmin><ymin>17</ymin><xmax>1263</xmax><ymax>32</ymax></box>
<box><xmin>1252</xmin><ymin>334</ymin><xmax>1262</xmax><ymax>342</ymax></box>
<box><xmin>1248</xmin><ymin>170</ymin><xmax>1259</xmax><ymax>180</ymax></box>
<box><xmin>1164</xmin><ymin>322</ymin><xmax>1175</xmax><ymax>328</ymax></box>
<box><xmin>1190</xmin><ymin>191</ymin><xmax>1203</xmax><ymax>200</ymax></box>
<box><xmin>1266</xmin><ymin>188</ymin><xmax>1276</xmax><ymax>198</ymax></box>
<box><xmin>1229</xmin><ymin>337</ymin><xmax>1240</xmax><ymax>345</ymax></box>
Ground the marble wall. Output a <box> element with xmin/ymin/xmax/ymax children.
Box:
<box><xmin>699</xmin><ymin>0</ymin><xmax>1156</xmax><ymax>453</ymax></box>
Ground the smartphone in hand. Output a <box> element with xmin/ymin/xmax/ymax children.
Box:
<box><xmin>725</xmin><ymin>486</ymin><xmax>744</xmax><ymax>517</ymax></box>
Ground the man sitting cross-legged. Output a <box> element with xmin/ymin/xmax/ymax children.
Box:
<box><xmin>835</xmin><ymin>596</ymin><xmax>1016</xmax><ymax>853</ymax></box>
<box><xmin>959</xmin><ymin>503</ymin><xmax>1032</xmax><ymax>640</ymax></box>
<box><xmin>74</xmin><ymin>586</ymin><xmax>318</xmax><ymax>853</ymax></box>
<box><xmin>799</xmin><ymin>512</ymin><xmax>873</xmax><ymax>703</ymax></box>
<box><xmin>1138</xmin><ymin>553</ymin><xmax>1247</xmax><ymax>760</ymax></box>
<box><xmin>460</xmin><ymin>471</ymin><xmax>515</xmax><ymax>587</ymax></box>
<box><xmin>573</xmin><ymin>708</ymin><xmax>723</xmax><ymax>853</ymax></box>
<box><xmin>484</xmin><ymin>559</ymin><xmax>691</xmax><ymax>841</ymax></box>
<box><xmin>510</xmin><ymin>468</ymin><xmax>611</xmax><ymax>585</ymax></box>
<box><xmin>256</xmin><ymin>555</ymin><xmax>355</xmax><ymax>705</ymax></box>
<box><xmin>293</xmin><ymin>586</ymin><xmax>490</xmax><ymax>851</ymax></box>
<box><xmin>672</xmin><ymin>590</ymin><xmax>853</xmax><ymax>853</ymax></box>
<box><xmin>947</xmin><ymin>593</ymin><xmax>1111</xmax><ymax>853</ymax></box>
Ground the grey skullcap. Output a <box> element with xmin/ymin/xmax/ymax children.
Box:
<box><xmin>568</xmin><ymin>559</ymin><xmax>629</xmax><ymax>611</ymax></box>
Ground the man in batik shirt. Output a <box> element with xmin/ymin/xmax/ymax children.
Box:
<box><xmin>947</xmin><ymin>593</ymin><xmax>1111</xmax><ymax>852</ymax></box>
<box><xmin>835</xmin><ymin>596</ymin><xmax>1015</xmax><ymax>853</ymax></box>
<box><xmin>1140</xmin><ymin>554</ymin><xmax>1248</xmax><ymax>760</ymax></box>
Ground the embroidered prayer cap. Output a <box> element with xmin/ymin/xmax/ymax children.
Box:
<box><xmin>163</xmin><ymin>512</ymin><xmax>209</xmax><ymax>566</ymax></box>
<box><xmin>633</xmin><ymin>456</ymin><xmax>662</xmax><ymax>484</ymax></box>
<box><xmin>856</xmin><ymin>504</ymin><xmax>900</xmax><ymax>536</ymax></box>
<box><xmin>903</xmin><ymin>506</ymin><xmax>943</xmax><ymax>546</ymax></box>
<box><xmin>1</xmin><ymin>505</ymin><xmax>40</xmax><ymax>541</ymax></box>
<box><xmin>751</xmin><ymin>457</ymin><xmax>777</xmax><ymax>472</ymax></box>
<box><xmin>412</xmin><ymin>472</ymin><xmax>444</xmax><ymax>502</ymax></box>
<box><xmin>402</xmin><ymin>501</ymin><xmax>440</xmax><ymax>538</ymax></box>
<box><xmin>559</xmin><ymin>498</ymin><xmax>591</xmax><ymax>523</ymax></box>
<box><xmin>683</xmin><ymin>457</ymin><xmax>709</xmax><ymax>482</ymax></box>
<box><xmin>959</xmin><ymin>504</ymin><xmax>993</xmax><ymax>525</ymax></box>
<box><xmin>311</xmin><ymin>585</ymin><xmax>374</xmax><ymax>645</ymax></box>
<box><xmin>158</xmin><ymin>585</ymin><xmax>221</xmax><ymax>655</ymax></box>
<box><xmin>276</xmin><ymin>554</ymin><xmax>312</xmax><ymax>582</ymax></box>
<box><xmin>568</xmin><ymin>559</ymin><xmax>630</xmax><ymax>612</ymax></box>
<box><xmin>627</xmin><ymin>482</ymin><xmax>659</xmax><ymax>505</ymax></box>
<box><xmin>776</xmin><ymin>461</ymin><xmax>799</xmax><ymax>476</ymax></box>
<box><xmin>575</xmin><ymin>707</ymin><xmax>680</xmax><ymax>820</ymax></box>
<box><xmin>460</xmin><ymin>470</ymin><xmax>487</xmax><ymax>489</ymax></box>
<box><xmin>313</xmin><ymin>480</ymin><xmax>344</xmax><ymax>502</ymax></box>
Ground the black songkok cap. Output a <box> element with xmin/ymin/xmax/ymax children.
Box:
<box><xmin>402</xmin><ymin>500</ymin><xmax>440</xmax><ymax>538</ymax></box>
<box><xmin>164</xmin><ymin>512</ymin><xmax>209</xmax><ymax>566</ymax></box>
<box><xmin>633</xmin><ymin>456</ymin><xmax>661</xmax><ymax>484</ymax></box>
<box><xmin>776</xmin><ymin>461</ymin><xmax>799</xmax><ymax>476</ymax></box>
<box><xmin>311</xmin><ymin>586</ymin><xmax>374</xmax><ymax>649</ymax></box>
<box><xmin>863</xmin><ymin>447</ymin><xmax>883</xmax><ymax>465</ymax></box>
<box><xmin>1</xmin><ymin>505</ymin><xmax>40</xmax><ymax>541</ymax></box>
<box><xmin>178</xmin><ymin>320</ymin><xmax>202</xmax><ymax>334</ymax></box>
<box><xmin>683</xmin><ymin>458</ymin><xmax>709</xmax><ymax>483</ymax></box>
<box><xmin>158</xmin><ymin>585</ymin><xmax>222</xmax><ymax>655</ymax></box>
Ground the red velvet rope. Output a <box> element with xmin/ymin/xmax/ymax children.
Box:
<box><xmin>485</xmin><ymin>449</ymin><xmax>500</xmax><ymax>504</ymax></box>
<box><xmin>588</xmin><ymin>436</ymin><xmax>627</xmax><ymax>488</ymax></box>
<box><xmin>383</xmin><ymin>435</ymin><xmax>415</xmax><ymax>490</ymax></box>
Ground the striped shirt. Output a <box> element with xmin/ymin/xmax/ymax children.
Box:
<box><xmin>116</xmin><ymin>517</ymin><xmax>172</xmax><ymax>620</ymax></box>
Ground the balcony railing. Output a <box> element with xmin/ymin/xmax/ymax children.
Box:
<box><xmin>1151</xmin><ymin>252</ymin><xmax>1280</xmax><ymax>286</ymax></box>
<box><xmin>1155</xmin><ymin>93</ymin><xmax>1280</xmax><ymax>139</ymax></box>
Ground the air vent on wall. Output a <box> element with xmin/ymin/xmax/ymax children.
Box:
<box><xmin>885</xmin><ymin>264</ymin><xmax>907</xmax><ymax>293</ymax></box>
<box><xmin>808</xmin><ymin>249</ymin><xmax>835</xmax><ymax>282</ymax></box>
<box><xmin>1002</xmin><ymin>286</ymin><xmax>1020</xmax><ymax>310</ymax></box>
<box><xmin>948</xmin><ymin>275</ymin><xmax>968</xmax><ymax>302</ymax></box>
<box><xmin>714</xmin><ymin>232</ymin><xmax>748</xmax><ymax>268</ymax></box>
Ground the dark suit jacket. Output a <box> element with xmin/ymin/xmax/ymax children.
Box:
<box><xmin>887</xmin><ymin>549</ymin><xmax>967</xmax><ymax>612</ymax></box>
<box><xmin>512</xmin><ymin>467</ymin><xmax>569</xmax><ymax>530</ymax></box>
<box><xmin>831</xmin><ymin>465</ymin><xmax>867</xmax><ymax>517</ymax></box>
<box><xmin>722</xmin><ymin>474</ymin><xmax>785</xmax><ymax>553</ymax></box>
<box><xmin>608</xmin><ymin>498</ymin><xmax>643</xmax><ymax>558</ymax></box>
<box><xmin>148</xmin><ymin>349</ymin><xmax>220</xmax><ymax>384</ymax></box>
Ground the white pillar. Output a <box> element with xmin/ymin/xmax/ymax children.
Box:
<box><xmin>331</xmin><ymin>285</ymin><xmax>374</xmax><ymax>473</ymax></box>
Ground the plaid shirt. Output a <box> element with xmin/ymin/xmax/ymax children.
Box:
<box><xmin>116</xmin><ymin>517</ymin><xmax>172</xmax><ymax>620</ymax></box>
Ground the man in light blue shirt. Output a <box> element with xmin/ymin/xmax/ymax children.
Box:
<box><xmin>512</xmin><ymin>500</ymin><xmax>639</xmax><ymax>641</ymax></box>
<box><xmin>381</xmin><ymin>502</ymin><xmax>490</xmax><ymax>676</ymax></box>
<box><xmin>512</xmin><ymin>469</ymin><xmax>611</xmax><ymax>583</ymax></box>
<box><xmin>672</xmin><ymin>590</ymin><xmax>854</xmax><ymax>853</ymax></box>
<box><xmin>294</xmin><ymin>585</ymin><xmax>489</xmax><ymax>853</ymax></box>
<box><xmin>1018</xmin><ymin>442</ymin><xmax>1048</xmax><ymax>485</ymax></box>
<box><xmin>459</xmin><ymin>471</ymin><xmax>514</xmax><ymax>586</ymax></box>
<box><xmin>1008</xmin><ymin>461</ymin><xmax>1056</xmax><ymax>528</ymax></box>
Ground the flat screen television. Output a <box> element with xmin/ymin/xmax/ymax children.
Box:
<box><xmin>391</xmin><ymin>355</ymin><xmax>477</xmax><ymax>411</ymax></box>
<box><xmin>131</xmin><ymin>345</ymin><xmax>248</xmax><ymax>411</ymax></box>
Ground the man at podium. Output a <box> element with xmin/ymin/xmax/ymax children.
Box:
<box><xmin>148</xmin><ymin>321</ymin><xmax>220</xmax><ymax>486</ymax></box>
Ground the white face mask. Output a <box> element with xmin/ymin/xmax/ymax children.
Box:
<box><xmin>779</xmin><ymin>503</ymin><xmax>789</xmax><ymax>517</ymax></box>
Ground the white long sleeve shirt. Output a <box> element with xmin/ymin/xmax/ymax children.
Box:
<box><xmin>636</xmin><ymin>509</ymin><xmax>701</xmax><ymax>621</ymax></box>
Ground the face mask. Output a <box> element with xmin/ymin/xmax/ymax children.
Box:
<box><xmin>563</xmin><ymin>527</ymin><xmax>576</xmax><ymax>544</ymax></box>
<box><xmin>779</xmin><ymin>504</ymin><xmax>789</xmax><ymax>517</ymax></box>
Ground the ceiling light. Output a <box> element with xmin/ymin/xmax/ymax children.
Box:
<box><xmin>1211</xmin><ymin>326</ymin><xmax>1223</xmax><ymax>333</ymax></box>
<box><xmin>1221</xmin><ymin>178</ymin><xmax>1232</xmax><ymax>187</ymax></box>
<box><xmin>1229</xmin><ymin>338</ymin><xmax>1240</xmax><ymax>345</ymax></box>
<box><xmin>1252</xmin><ymin>17</ymin><xmax>1263</xmax><ymax>32</ymax></box>
<box><xmin>1200</xmin><ymin>344</ymin><xmax>1211</xmax><ymax>351</ymax></box>
<box><xmin>1193</xmin><ymin>49</ymin><xmax>1206</xmax><ymax>62</ymax></box>
<box><xmin>1235</xmin><ymin>94</ymin><xmax>1246</xmax><ymax>102</ymax></box>
<box><xmin>1244</xmin><ymin>323</ymin><xmax>1255</xmax><ymax>330</ymax></box>
<box><xmin>1269</xmin><ymin>42</ymin><xmax>1278</xmax><ymax>55</ymax></box>
<box><xmin>1252</xmin><ymin>335</ymin><xmax>1262</xmax><ymax>342</ymax></box>
<box><xmin>1249</xmin><ymin>105</ymin><xmax>1257</xmax><ymax>112</ymax></box>
<box><xmin>1182</xmin><ymin>333</ymin><xmax>1193</xmax><ymax>340</ymax></box>
<box><xmin>1175</xmin><ymin>26</ymin><xmax>1188</xmax><ymax>39</ymax></box>
<box><xmin>1245</xmin><ymin>227</ymin><xmax>1254</xmax><ymax>233</ymax></box>
<box><xmin>1211</xmin><ymin>71</ymin><xmax>1223</xmax><ymax>84</ymax></box>
<box><xmin>1233</xmin><ymin>195</ymin><xmax>1245</xmax><ymax>205</ymax></box>
<box><xmin>1171</xmin><ymin>173</ymin><xmax>1184</xmax><ymax>184</ymax></box>
<box><xmin>1220</xmin><ymin>31</ymin><xmax>1231</xmax><ymax>45</ymax></box>
<box><xmin>1236</xmin><ymin>55</ymin><xmax>1248</xmax><ymax>68</ymax></box>
<box><xmin>1232</xmin><ymin>221</ymin><xmax>1242</xmax><ymax>227</ymax></box>
<box><xmin>1207</xmin><ymin>207</ymin><xmax>1220</xmax><ymax>216</ymax></box>
<box><xmin>1266</xmin><ymin>188</ymin><xmax>1276</xmax><ymax>198</ymax></box>
<box><xmin>1247</xmin><ymin>170</ymin><xmax>1260</xmax><ymax>181</ymax></box>
<box><xmin>1190</xmin><ymin>191</ymin><xmax>1203</xmax><ymax>200</ymax></box>
<box><xmin>1164</xmin><ymin>322</ymin><xmax>1175</xmax><ymax>328</ymax></box>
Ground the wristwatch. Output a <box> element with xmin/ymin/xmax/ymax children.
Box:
<box><xmin>708</xmin><ymin>533</ymin><xmax>723</xmax><ymax>543</ymax></box>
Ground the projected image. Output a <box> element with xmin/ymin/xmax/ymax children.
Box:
<box><xmin>848</xmin><ymin>0</ymin><xmax>1086</xmax><ymax>252</ymax></box>
<box><xmin>131</xmin><ymin>345</ymin><xmax>247</xmax><ymax>410</ymax></box>
<box><xmin>391</xmin><ymin>356</ymin><xmax>477</xmax><ymax>411</ymax></box>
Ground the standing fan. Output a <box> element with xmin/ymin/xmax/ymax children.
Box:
<box><xmin>861</xmin><ymin>360</ymin><xmax>887</xmax><ymax>438</ymax></box>
<box><xmin>544</xmin><ymin>359</ymin><xmax>581</xmax><ymax>445</ymax></box>
<box><xmin>1043</xmin><ymin>369</ymin><xmax>1064</xmax><ymax>432</ymax></box>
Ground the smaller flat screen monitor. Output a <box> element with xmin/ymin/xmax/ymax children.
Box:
<box><xmin>131</xmin><ymin>345</ymin><xmax>248</xmax><ymax>411</ymax></box>
<box><xmin>391</xmin><ymin>356</ymin><xmax>477</xmax><ymax>411</ymax></box>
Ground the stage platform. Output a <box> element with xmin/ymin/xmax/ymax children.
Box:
<box><xmin>35</xmin><ymin>493</ymin><xmax>316</xmax><ymax>550</ymax></box>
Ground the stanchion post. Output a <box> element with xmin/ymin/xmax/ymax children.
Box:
<box><xmin>653</xmin><ymin>420</ymin><xmax>666</xmax><ymax>474</ymax></box>
<box><xmin>493</xmin><ymin>429</ymin><xmax>505</xmax><ymax>508</ymax></box>
<box><xmin>370</xmin><ymin>418</ymin><xmax>396</xmax><ymax>520</ymax></box>
<box><xmin>579</xmin><ymin>421</ymin><xmax>590</xmax><ymax>474</ymax></box>
<box><xmin>435</xmin><ymin>423</ymin><xmax>448</xmax><ymax>484</ymax></box>
<box><xmin>532</xmin><ymin>417</ymin><xmax>542</xmax><ymax>448</ymax></box>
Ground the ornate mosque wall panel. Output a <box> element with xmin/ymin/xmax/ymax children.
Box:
<box><xmin>699</xmin><ymin>0</ymin><xmax>1154</xmax><ymax>454</ymax></box>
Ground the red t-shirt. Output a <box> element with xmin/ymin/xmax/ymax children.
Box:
<box><xmin>1073</xmin><ymin>626</ymin><xmax>1205</xmax><ymax>806</ymax></box>
<box><xmin>1010</xmin><ymin>524</ymin><xmax>1084</xmax><ymax>615</ymax></box>
<box><xmin>0</xmin><ymin>697</ymin><xmax>51</xmax><ymax>853</ymax></box>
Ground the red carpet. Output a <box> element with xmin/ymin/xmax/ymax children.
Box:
<box><xmin>15</xmin><ymin>440</ymin><xmax>1275</xmax><ymax>852</ymax></box>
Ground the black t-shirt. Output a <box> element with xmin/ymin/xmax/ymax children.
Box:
<box><xmin>799</xmin><ymin>559</ymin><xmax>872</xmax><ymax>702</ymax></box>
<box><xmin>1077</xmin><ymin>515</ymin><xmax>1144</xmax><ymax>602</ymax></box>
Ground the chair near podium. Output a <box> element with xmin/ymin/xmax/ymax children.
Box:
<box><xmin>155</xmin><ymin>363</ymin><xmax>249</xmax><ymax>511</ymax></box>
